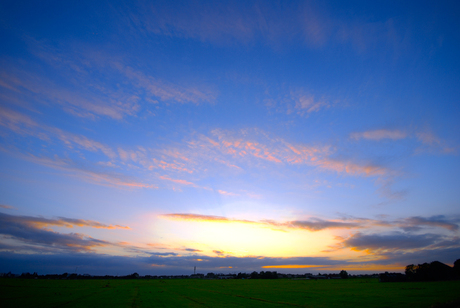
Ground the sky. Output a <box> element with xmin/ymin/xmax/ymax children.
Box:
<box><xmin>0</xmin><ymin>0</ymin><xmax>459</xmax><ymax>276</ymax></box>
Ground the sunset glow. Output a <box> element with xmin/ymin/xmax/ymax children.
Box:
<box><xmin>0</xmin><ymin>0</ymin><xmax>459</xmax><ymax>276</ymax></box>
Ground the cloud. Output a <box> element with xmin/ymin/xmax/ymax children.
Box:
<box><xmin>398</xmin><ymin>216</ymin><xmax>459</xmax><ymax>232</ymax></box>
<box><xmin>158</xmin><ymin>175</ymin><xmax>197</xmax><ymax>187</ymax></box>
<box><xmin>134</xmin><ymin>1</ymin><xmax>287</xmax><ymax>45</ymax></box>
<box><xmin>1</xmin><ymin>40</ymin><xmax>217</xmax><ymax>123</ymax></box>
<box><xmin>0</xmin><ymin>212</ymin><xmax>129</xmax><ymax>230</ymax></box>
<box><xmin>217</xmin><ymin>190</ymin><xmax>239</xmax><ymax>196</ymax></box>
<box><xmin>161</xmin><ymin>213</ymin><xmax>254</xmax><ymax>225</ymax></box>
<box><xmin>317</xmin><ymin>158</ymin><xmax>387</xmax><ymax>177</ymax></box>
<box><xmin>162</xmin><ymin>213</ymin><xmax>364</xmax><ymax>232</ymax></box>
<box><xmin>131</xmin><ymin>1</ymin><xmax>400</xmax><ymax>52</ymax></box>
<box><xmin>350</xmin><ymin>129</ymin><xmax>407</xmax><ymax>141</ymax></box>
<box><xmin>415</xmin><ymin>131</ymin><xmax>457</xmax><ymax>155</ymax></box>
<box><xmin>0</xmin><ymin>212</ymin><xmax>112</xmax><ymax>253</ymax></box>
<box><xmin>0</xmin><ymin>66</ymin><xmax>139</xmax><ymax>120</ymax></box>
<box><xmin>341</xmin><ymin>232</ymin><xmax>444</xmax><ymax>253</ymax></box>
<box><xmin>21</xmin><ymin>154</ymin><xmax>157</xmax><ymax>190</ymax></box>
<box><xmin>0</xmin><ymin>204</ymin><xmax>15</xmax><ymax>210</ymax></box>
<box><xmin>416</xmin><ymin>131</ymin><xmax>441</xmax><ymax>145</ymax></box>
<box><xmin>290</xmin><ymin>90</ymin><xmax>331</xmax><ymax>116</ymax></box>
<box><xmin>0</xmin><ymin>107</ymin><xmax>116</xmax><ymax>159</ymax></box>
<box><xmin>116</xmin><ymin>64</ymin><xmax>216</xmax><ymax>104</ymax></box>
<box><xmin>278</xmin><ymin>219</ymin><xmax>361</xmax><ymax>232</ymax></box>
<box><xmin>162</xmin><ymin>212</ymin><xmax>460</xmax><ymax>235</ymax></box>
<box><xmin>265</xmin><ymin>88</ymin><xmax>334</xmax><ymax>117</ymax></box>
<box><xmin>0</xmin><ymin>107</ymin><xmax>400</xmax><ymax>198</ymax></box>
<box><xmin>350</xmin><ymin>127</ymin><xmax>456</xmax><ymax>154</ymax></box>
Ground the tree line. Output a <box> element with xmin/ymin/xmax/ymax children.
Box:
<box><xmin>404</xmin><ymin>259</ymin><xmax>460</xmax><ymax>282</ymax></box>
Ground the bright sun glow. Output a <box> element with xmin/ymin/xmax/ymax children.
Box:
<box><xmin>155</xmin><ymin>218</ymin><xmax>337</xmax><ymax>257</ymax></box>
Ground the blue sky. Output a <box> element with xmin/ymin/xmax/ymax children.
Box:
<box><xmin>0</xmin><ymin>0</ymin><xmax>459</xmax><ymax>275</ymax></box>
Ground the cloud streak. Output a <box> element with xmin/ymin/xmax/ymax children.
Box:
<box><xmin>350</xmin><ymin>129</ymin><xmax>407</xmax><ymax>141</ymax></box>
<box><xmin>162</xmin><ymin>213</ymin><xmax>460</xmax><ymax>233</ymax></box>
<box><xmin>0</xmin><ymin>107</ymin><xmax>116</xmax><ymax>159</ymax></box>
<box><xmin>350</xmin><ymin>128</ymin><xmax>457</xmax><ymax>155</ymax></box>
<box><xmin>131</xmin><ymin>1</ymin><xmax>402</xmax><ymax>53</ymax></box>
<box><xmin>0</xmin><ymin>212</ymin><xmax>130</xmax><ymax>230</ymax></box>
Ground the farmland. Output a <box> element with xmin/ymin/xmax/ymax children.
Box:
<box><xmin>1</xmin><ymin>277</ymin><xmax>459</xmax><ymax>307</ymax></box>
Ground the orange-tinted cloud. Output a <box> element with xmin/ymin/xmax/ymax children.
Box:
<box><xmin>158</xmin><ymin>175</ymin><xmax>196</xmax><ymax>186</ymax></box>
<box><xmin>317</xmin><ymin>158</ymin><xmax>387</xmax><ymax>177</ymax></box>
<box><xmin>217</xmin><ymin>190</ymin><xmax>239</xmax><ymax>196</ymax></box>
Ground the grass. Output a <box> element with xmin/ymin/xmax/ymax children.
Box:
<box><xmin>1</xmin><ymin>278</ymin><xmax>459</xmax><ymax>307</ymax></box>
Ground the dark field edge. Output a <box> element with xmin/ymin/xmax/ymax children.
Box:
<box><xmin>430</xmin><ymin>298</ymin><xmax>460</xmax><ymax>308</ymax></box>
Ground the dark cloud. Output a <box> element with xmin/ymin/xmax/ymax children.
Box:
<box><xmin>284</xmin><ymin>219</ymin><xmax>360</xmax><ymax>231</ymax></box>
<box><xmin>0</xmin><ymin>212</ymin><xmax>112</xmax><ymax>253</ymax></box>
<box><xmin>399</xmin><ymin>215</ymin><xmax>459</xmax><ymax>231</ymax></box>
<box><xmin>383</xmin><ymin>247</ymin><xmax>460</xmax><ymax>266</ymax></box>
<box><xmin>0</xmin><ymin>212</ymin><xmax>129</xmax><ymax>230</ymax></box>
<box><xmin>183</xmin><ymin>248</ymin><xmax>202</xmax><ymax>252</ymax></box>
<box><xmin>342</xmin><ymin>232</ymin><xmax>444</xmax><ymax>252</ymax></box>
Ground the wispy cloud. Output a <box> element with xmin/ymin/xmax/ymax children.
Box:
<box><xmin>0</xmin><ymin>212</ymin><xmax>129</xmax><ymax>230</ymax></box>
<box><xmin>217</xmin><ymin>190</ymin><xmax>239</xmax><ymax>197</ymax></box>
<box><xmin>350</xmin><ymin>128</ymin><xmax>457</xmax><ymax>155</ymax></box>
<box><xmin>22</xmin><ymin>154</ymin><xmax>157</xmax><ymax>190</ymax></box>
<box><xmin>398</xmin><ymin>215</ymin><xmax>459</xmax><ymax>232</ymax></box>
<box><xmin>265</xmin><ymin>88</ymin><xmax>334</xmax><ymax>117</ymax></box>
<box><xmin>1</xmin><ymin>40</ymin><xmax>217</xmax><ymax>122</ymax></box>
<box><xmin>0</xmin><ymin>66</ymin><xmax>139</xmax><ymax>120</ymax></box>
<box><xmin>350</xmin><ymin>129</ymin><xmax>407</xmax><ymax>141</ymax></box>
<box><xmin>415</xmin><ymin>131</ymin><xmax>457</xmax><ymax>154</ymax></box>
<box><xmin>0</xmin><ymin>204</ymin><xmax>15</xmax><ymax>210</ymax></box>
<box><xmin>161</xmin><ymin>213</ymin><xmax>254</xmax><ymax>225</ymax></box>
<box><xmin>131</xmin><ymin>1</ymin><xmax>402</xmax><ymax>52</ymax></box>
<box><xmin>115</xmin><ymin>64</ymin><xmax>216</xmax><ymax>104</ymax></box>
<box><xmin>0</xmin><ymin>107</ymin><xmax>116</xmax><ymax>159</ymax></box>
<box><xmin>113</xmin><ymin>128</ymin><xmax>392</xmax><ymax>196</ymax></box>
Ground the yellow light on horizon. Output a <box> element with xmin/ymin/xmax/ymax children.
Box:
<box><xmin>262</xmin><ymin>265</ymin><xmax>324</xmax><ymax>269</ymax></box>
<box><xmin>153</xmin><ymin>217</ymin><xmax>338</xmax><ymax>258</ymax></box>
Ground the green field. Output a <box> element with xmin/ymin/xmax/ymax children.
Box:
<box><xmin>1</xmin><ymin>278</ymin><xmax>459</xmax><ymax>307</ymax></box>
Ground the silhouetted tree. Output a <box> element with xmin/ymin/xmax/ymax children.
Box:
<box><xmin>236</xmin><ymin>272</ymin><xmax>249</xmax><ymax>279</ymax></box>
<box><xmin>206</xmin><ymin>272</ymin><xmax>216</xmax><ymax>278</ymax></box>
<box><xmin>454</xmin><ymin>259</ymin><xmax>460</xmax><ymax>278</ymax></box>
<box><xmin>405</xmin><ymin>261</ymin><xmax>455</xmax><ymax>281</ymax></box>
<box><xmin>339</xmin><ymin>270</ymin><xmax>349</xmax><ymax>279</ymax></box>
<box><xmin>405</xmin><ymin>264</ymin><xmax>416</xmax><ymax>281</ymax></box>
